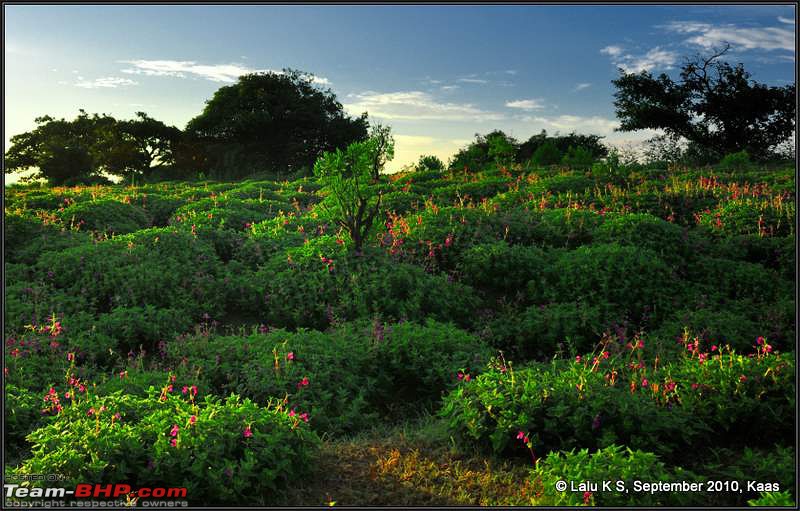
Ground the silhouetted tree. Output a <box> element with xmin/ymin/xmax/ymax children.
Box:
<box><xmin>612</xmin><ymin>45</ymin><xmax>795</xmax><ymax>160</ymax></box>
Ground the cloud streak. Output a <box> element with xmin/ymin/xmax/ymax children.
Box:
<box><xmin>505</xmin><ymin>99</ymin><xmax>545</xmax><ymax>111</ymax></box>
<box><xmin>663</xmin><ymin>20</ymin><xmax>795</xmax><ymax>52</ymax></box>
<box><xmin>600</xmin><ymin>45</ymin><xmax>678</xmax><ymax>73</ymax></box>
<box><xmin>119</xmin><ymin>59</ymin><xmax>329</xmax><ymax>84</ymax></box>
<box><xmin>343</xmin><ymin>90</ymin><xmax>504</xmax><ymax>122</ymax></box>
<box><xmin>74</xmin><ymin>76</ymin><xmax>138</xmax><ymax>89</ymax></box>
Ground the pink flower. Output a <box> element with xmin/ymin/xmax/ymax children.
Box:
<box><xmin>243</xmin><ymin>426</ymin><xmax>253</xmax><ymax>438</ymax></box>
<box><xmin>756</xmin><ymin>336</ymin><xmax>764</xmax><ymax>345</ymax></box>
<box><xmin>299</xmin><ymin>412</ymin><xmax>309</xmax><ymax>423</ymax></box>
<box><xmin>297</xmin><ymin>377</ymin><xmax>309</xmax><ymax>388</ymax></box>
<box><xmin>641</xmin><ymin>378</ymin><xmax>649</xmax><ymax>388</ymax></box>
<box><xmin>170</xmin><ymin>424</ymin><xmax>180</xmax><ymax>437</ymax></box>
<box><xmin>87</xmin><ymin>408</ymin><xmax>95</xmax><ymax>416</ymax></box>
<box><xmin>637</xmin><ymin>340</ymin><xmax>644</xmax><ymax>349</ymax></box>
<box><xmin>182</xmin><ymin>386</ymin><xmax>189</xmax><ymax>395</ymax></box>
<box><xmin>739</xmin><ymin>375</ymin><xmax>747</xmax><ymax>382</ymax></box>
<box><xmin>189</xmin><ymin>415</ymin><xmax>196</xmax><ymax>425</ymax></box>
<box><xmin>691</xmin><ymin>383</ymin><xmax>699</xmax><ymax>390</ymax></box>
<box><xmin>457</xmin><ymin>372</ymin><xmax>464</xmax><ymax>380</ymax></box>
<box><xmin>516</xmin><ymin>431</ymin><xmax>525</xmax><ymax>440</ymax></box>
<box><xmin>765</xmin><ymin>344</ymin><xmax>773</xmax><ymax>353</ymax></box>
<box><xmin>286</xmin><ymin>352</ymin><xmax>295</xmax><ymax>361</ymax></box>
<box><xmin>67</xmin><ymin>353</ymin><xmax>75</xmax><ymax>362</ymax></box>
<box><xmin>191</xmin><ymin>385</ymin><xmax>198</xmax><ymax>396</ymax></box>
<box><xmin>114</xmin><ymin>413</ymin><xmax>121</xmax><ymax>420</ymax></box>
<box><xmin>602</xmin><ymin>351</ymin><xmax>609</xmax><ymax>359</ymax></box>
<box><xmin>583</xmin><ymin>491</ymin><xmax>592</xmax><ymax>504</ymax></box>
<box><xmin>575</xmin><ymin>355</ymin><xmax>581</xmax><ymax>363</ymax></box>
<box><xmin>289</xmin><ymin>409</ymin><xmax>296</xmax><ymax>417</ymax></box>
<box><xmin>78</xmin><ymin>384</ymin><xmax>86</xmax><ymax>393</ymax></box>
<box><xmin>170</xmin><ymin>438</ymin><xmax>177</xmax><ymax>447</ymax></box>
<box><xmin>167</xmin><ymin>384</ymin><xmax>173</xmax><ymax>393</ymax></box>
<box><xmin>711</xmin><ymin>345</ymin><xmax>717</xmax><ymax>351</ymax></box>
<box><xmin>64</xmin><ymin>392</ymin><xmax>71</xmax><ymax>399</ymax></box>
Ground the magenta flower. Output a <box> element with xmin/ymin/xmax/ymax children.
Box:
<box><xmin>243</xmin><ymin>426</ymin><xmax>253</xmax><ymax>438</ymax></box>
<box><xmin>286</xmin><ymin>352</ymin><xmax>295</xmax><ymax>361</ymax></box>
<box><xmin>299</xmin><ymin>412</ymin><xmax>309</xmax><ymax>423</ymax></box>
<box><xmin>756</xmin><ymin>336</ymin><xmax>764</xmax><ymax>345</ymax></box>
<box><xmin>170</xmin><ymin>438</ymin><xmax>177</xmax><ymax>447</ymax></box>
<box><xmin>191</xmin><ymin>385</ymin><xmax>198</xmax><ymax>396</ymax></box>
<box><xmin>516</xmin><ymin>431</ymin><xmax>525</xmax><ymax>440</ymax></box>
<box><xmin>170</xmin><ymin>424</ymin><xmax>180</xmax><ymax>437</ymax></box>
<box><xmin>182</xmin><ymin>386</ymin><xmax>189</xmax><ymax>395</ymax></box>
<box><xmin>711</xmin><ymin>345</ymin><xmax>717</xmax><ymax>351</ymax></box>
<box><xmin>641</xmin><ymin>378</ymin><xmax>649</xmax><ymax>388</ymax></box>
<box><xmin>87</xmin><ymin>408</ymin><xmax>95</xmax><ymax>416</ymax></box>
<box><xmin>297</xmin><ymin>377</ymin><xmax>309</xmax><ymax>388</ymax></box>
<box><xmin>575</xmin><ymin>355</ymin><xmax>581</xmax><ymax>363</ymax></box>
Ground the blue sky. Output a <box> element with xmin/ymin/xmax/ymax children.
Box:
<box><xmin>4</xmin><ymin>4</ymin><xmax>796</xmax><ymax>179</ymax></box>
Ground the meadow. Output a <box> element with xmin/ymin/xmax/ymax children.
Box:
<box><xmin>3</xmin><ymin>157</ymin><xmax>796</xmax><ymax>506</ymax></box>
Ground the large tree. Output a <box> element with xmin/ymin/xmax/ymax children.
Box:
<box><xmin>186</xmin><ymin>69</ymin><xmax>369</xmax><ymax>179</ymax></box>
<box><xmin>4</xmin><ymin>110</ymin><xmax>114</xmax><ymax>185</ymax></box>
<box><xmin>612</xmin><ymin>45</ymin><xmax>795</xmax><ymax>160</ymax></box>
<box><xmin>96</xmin><ymin>112</ymin><xmax>182</xmax><ymax>181</ymax></box>
<box><xmin>5</xmin><ymin>111</ymin><xmax>182</xmax><ymax>185</ymax></box>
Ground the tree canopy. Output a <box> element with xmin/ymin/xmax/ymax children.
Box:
<box><xmin>186</xmin><ymin>69</ymin><xmax>369</xmax><ymax>179</ymax></box>
<box><xmin>612</xmin><ymin>45</ymin><xmax>795</xmax><ymax>161</ymax></box>
<box><xmin>4</xmin><ymin>110</ymin><xmax>182</xmax><ymax>185</ymax></box>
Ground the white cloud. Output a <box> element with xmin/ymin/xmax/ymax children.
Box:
<box><xmin>602</xmin><ymin>46</ymin><xmax>678</xmax><ymax>73</ymax></box>
<box><xmin>573</xmin><ymin>82</ymin><xmax>592</xmax><ymax>91</ymax></box>
<box><xmin>343</xmin><ymin>91</ymin><xmax>504</xmax><ymax>122</ymax></box>
<box><xmin>663</xmin><ymin>20</ymin><xmax>794</xmax><ymax>52</ymax></box>
<box><xmin>457</xmin><ymin>78</ymin><xmax>488</xmax><ymax>84</ymax></box>
<box><xmin>118</xmin><ymin>59</ymin><xmax>329</xmax><ymax>84</ymax></box>
<box><xmin>440</xmin><ymin>85</ymin><xmax>460</xmax><ymax>91</ymax></box>
<box><xmin>505</xmin><ymin>99</ymin><xmax>546</xmax><ymax>111</ymax></box>
<box><xmin>74</xmin><ymin>76</ymin><xmax>138</xmax><ymax>89</ymax></box>
<box><xmin>777</xmin><ymin>16</ymin><xmax>794</xmax><ymax>25</ymax></box>
<box><xmin>519</xmin><ymin>114</ymin><xmax>620</xmax><ymax>136</ymax></box>
<box><xmin>600</xmin><ymin>45</ymin><xmax>624</xmax><ymax>57</ymax></box>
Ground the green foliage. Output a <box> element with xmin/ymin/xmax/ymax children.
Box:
<box><xmin>543</xmin><ymin>243</ymin><xmax>678</xmax><ymax>324</ymax></box>
<box><xmin>530</xmin><ymin>141</ymin><xmax>562</xmax><ymax>166</ymax></box>
<box><xmin>719</xmin><ymin>150</ymin><xmax>751</xmax><ymax>171</ymax></box>
<box><xmin>417</xmin><ymin>154</ymin><xmax>445</xmax><ymax>171</ymax></box>
<box><xmin>486</xmin><ymin>302</ymin><xmax>607</xmax><ymax>359</ymax></box>
<box><xmin>18</xmin><ymin>391</ymin><xmax>318</xmax><ymax>505</ymax></box>
<box><xmin>314</xmin><ymin>126</ymin><xmax>394</xmax><ymax>252</ymax></box>
<box><xmin>167</xmin><ymin>320</ymin><xmax>491</xmax><ymax>435</ymax></box>
<box><xmin>530</xmin><ymin>445</ymin><xmax>698</xmax><ymax>506</ymax></box>
<box><xmin>440</xmin><ymin>348</ymin><xmax>794</xmax><ymax>462</ymax></box>
<box><xmin>560</xmin><ymin>145</ymin><xmax>595</xmax><ymax>168</ymax></box>
<box><xmin>59</xmin><ymin>199</ymin><xmax>151</xmax><ymax>235</ymax></box>
<box><xmin>748</xmin><ymin>491</ymin><xmax>796</xmax><ymax>507</ymax></box>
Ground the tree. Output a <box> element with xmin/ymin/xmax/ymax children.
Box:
<box><xmin>417</xmin><ymin>154</ymin><xmax>445</xmax><ymax>172</ymax></box>
<box><xmin>186</xmin><ymin>69</ymin><xmax>369</xmax><ymax>179</ymax></box>
<box><xmin>313</xmin><ymin>126</ymin><xmax>394</xmax><ymax>254</ymax></box>
<box><xmin>448</xmin><ymin>130</ymin><xmax>518</xmax><ymax>172</ymax></box>
<box><xmin>99</xmin><ymin>112</ymin><xmax>182</xmax><ymax>180</ymax></box>
<box><xmin>516</xmin><ymin>130</ymin><xmax>608</xmax><ymax>163</ymax></box>
<box><xmin>612</xmin><ymin>45</ymin><xmax>795</xmax><ymax>161</ymax></box>
<box><xmin>4</xmin><ymin>111</ymin><xmax>111</xmax><ymax>185</ymax></box>
<box><xmin>530</xmin><ymin>141</ymin><xmax>562</xmax><ymax>166</ymax></box>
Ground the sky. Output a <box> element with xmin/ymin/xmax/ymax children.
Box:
<box><xmin>3</xmin><ymin>4</ymin><xmax>796</xmax><ymax>181</ymax></box>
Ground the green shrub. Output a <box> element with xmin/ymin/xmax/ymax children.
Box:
<box><xmin>457</xmin><ymin>242</ymin><xmax>550</xmax><ymax>299</ymax></box>
<box><xmin>560</xmin><ymin>146</ymin><xmax>595</xmax><ymax>169</ymax></box>
<box><xmin>167</xmin><ymin>320</ymin><xmax>491</xmax><ymax>435</ymax></box>
<box><xmin>594</xmin><ymin>212</ymin><xmax>691</xmax><ymax>258</ymax></box>
<box><xmin>59</xmin><ymin>199</ymin><xmax>150</xmax><ymax>235</ymax></box>
<box><xmin>440</xmin><ymin>348</ymin><xmax>793</xmax><ymax>462</ymax></box>
<box><xmin>543</xmin><ymin>243</ymin><xmax>679</xmax><ymax>325</ymax></box>
<box><xmin>697</xmin><ymin>199</ymin><xmax>795</xmax><ymax>238</ymax></box>
<box><xmin>530</xmin><ymin>142</ymin><xmax>562</xmax><ymax>166</ymax></box>
<box><xmin>719</xmin><ymin>150</ymin><xmax>751</xmax><ymax>171</ymax></box>
<box><xmin>699</xmin><ymin>446</ymin><xmax>795</xmax><ymax>506</ymax></box>
<box><xmin>485</xmin><ymin>302</ymin><xmax>608</xmax><ymax>360</ymax></box>
<box><xmin>529</xmin><ymin>445</ymin><xmax>699</xmax><ymax>506</ymax></box>
<box><xmin>17</xmin><ymin>391</ymin><xmax>318</xmax><ymax>506</ymax></box>
<box><xmin>35</xmin><ymin>227</ymin><xmax>225</xmax><ymax>326</ymax></box>
<box><xmin>253</xmin><ymin>250</ymin><xmax>480</xmax><ymax>330</ymax></box>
